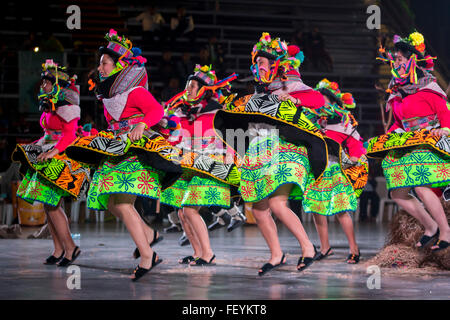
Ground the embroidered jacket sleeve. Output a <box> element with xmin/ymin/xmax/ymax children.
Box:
<box><xmin>290</xmin><ymin>90</ymin><xmax>325</xmax><ymax>109</ymax></box>
<box><xmin>119</xmin><ymin>87</ymin><xmax>164</xmax><ymax>128</ymax></box>
<box><xmin>422</xmin><ymin>90</ymin><xmax>450</xmax><ymax>130</ymax></box>
<box><xmin>54</xmin><ymin>117</ymin><xmax>79</xmax><ymax>152</ymax></box>
<box><xmin>35</xmin><ymin>112</ymin><xmax>79</xmax><ymax>152</ymax></box>
<box><xmin>325</xmin><ymin>130</ymin><xmax>366</xmax><ymax>159</ymax></box>
<box><xmin>387</xmin><ymin>98</ymin><xmax>404</xmax><ymax>133</ymax></box>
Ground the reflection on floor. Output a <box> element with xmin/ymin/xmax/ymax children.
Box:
<box><xmin>0</xmin><ymin>221</ymin><xmax>449</xmax><ymax>300</ymax></box>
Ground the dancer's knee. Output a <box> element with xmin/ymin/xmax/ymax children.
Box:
<box><xmin>252</xmin><ymin>207</ymin><xmax>271</xmax><ymax>223</ymax></box>
<box><xmin>183</xmin><ymin>206</ymin><xmax>199</xmax><ymax>218</ymax></box>
<box><xmin>390</xmin><ymin>188</ymin><xmax>411</xmax><ymax>202</ymax></box>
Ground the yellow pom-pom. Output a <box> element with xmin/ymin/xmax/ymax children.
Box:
<box><xmin>409</xmin><ymin>32</ymin><xmax>424</xmax><ymax>46</ymax></box>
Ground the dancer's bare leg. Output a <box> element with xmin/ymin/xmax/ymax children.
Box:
<box><xmin>268</xmin><ymin>185</ymin><xmax>315</xmax><ymax>268</ymax></box>
<box><xmin>336</xmin><ymin>212</ymin><xmax>359</xmax><ymax>259</ymax></box>
<box><xmin>183</xmin><ymin>206</ymin><xmax>215</xmax><ymax>264</ymax></box>
<box><xmin>312</xmin><ymin>213</ymin><xmax>332</xmax><ymax>255</ymax></box>
<box><xmin>178</xmin><ymin>208</ymin><xmax>202</xmax><ymax>260</ymax></box>
<box><xmin>414</xmin><ymin>187</ymin><xmax>450</xmax><ymax>248</ymax></box>
<box><xmin>44</xmin><ymin>200</ymin><xmax>77</xmax><ymax>259</ymax></box>
<box><xmin>391</xmin><ymin>188</ymin><xmax>438</xmax><ymax>247</ymax></box>
<box><xmin>45</xmin><ymin>206</ymin><xmax>64</xmax><ymax>257</ymax></box>
<box><xmin>108</xmin><ymin>194</ymin><xmax>157</xmax><ymax>279</ymax></box>
<box><xmin>252</xmin><ymin>198</ymin><xmax>285</xmax><ymax>266</ymax></box>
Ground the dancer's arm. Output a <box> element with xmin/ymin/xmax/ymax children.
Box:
<box><xmin>128</xmin><ymin>87</ymin><xmax>165</xmax><ymax>129</ymax></box>
<box><xmin>290</xmin><ymin>90</ymin><xmax>325</xmax><ymax>109</ymax></box>
<box><xmin>54</xmin><ymin>117</ymin><xmax>79</xmax><ymax>153</ymax></box>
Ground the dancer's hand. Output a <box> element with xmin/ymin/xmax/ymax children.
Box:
<box><xmin>431</xmin><ymin>128</ymin><xmax>449</xmax><ymax>138</ymax></box>
<box><xmin>278</xmin><ymin>93</ymin><xmax>301</xmax><ymax>105</ymax></box>
<box><xmin>129</xmin><ymin>123</ymin><xmax>146</xmax><ymax>142</ymax></box>
<box><xmin>37</xmin><ymin>148</ymin><xmax>59</xmax><ymax>162</ymax></box>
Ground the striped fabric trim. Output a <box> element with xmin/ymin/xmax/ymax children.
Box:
<box><xmin>107</xmin><ymin>42</ymin><xmax>132</xmax><ymax>59</ymax></box>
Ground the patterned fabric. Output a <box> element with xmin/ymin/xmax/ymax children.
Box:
<box><xmin>167</xmin><ymin>96</ymin><xmax>242</xmax><ymax>187</ymax></box>
<box><xmin>65</xmin><ymin>128</ymin><xmax>182</xmax><ymax>190</ymax></box>
<box><xmin>214</xmin><ymin>93</ymin><xmax>327</xmax><ymax>180</ymax></box>
<box><xmin>382</xmin><ymin>146</ymin><xmax>450</xmax><ymax>191</ymax></box>
<box><xmin>239</xmin><ymin>134</ymin><xmax>311</xmax><ymax>202</ymax></box>
<box><xmin>108</xmin><ymin>114</ymin><xmax>145</xmax><ymax>132</ymax></box>
<box><xmin>303</xmin><ymin>162</ymin><xmax>358</xmax><ymax>216</ymax></box>
<box><xmin>178</xmin><ymin>134</ymin><xmax>241</xmax><ymax>187</ymax></box>
<box><xmin>17</xmin><ymin>170</ymin><xmax>68</xmax><ymax>207</ymax></box>
<box><xmin>42</xmin><ymin>130</ymin><xmax>62</xmax><ymax>144</ymax></box>
<box><xmin>106</xmin><ymin>41</ymin><xmax>133</xmax><ymax>59</ymax></box>
<box><xmin>335</xmin><ymin>141</ymin><xmax>369</xmax><ymax>197</ymax></box>
<box><xmin>402</xmin><ymin>114</ymin><xmax>439</xmax><ymax>132</ymax></box>
<box><xmin>87</xmin><ymin>155</ymin><xmax>162</xmax><ymax>211</ymax></box>
<box><xmin>160</xmin><ymin>171</ymin><xmax>231</xmax><ymax>209</ymax></box>
<box><xmin>366</xmin><ymin>129</ymin><xmax>450</xmax><ymax>160</ymax></box>
<box><xmin>12</xmin><ymin>144</ymin><xmax>90</xmax><ymax>199</ymax></box>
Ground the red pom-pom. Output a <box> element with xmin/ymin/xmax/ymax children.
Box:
<box><xmin>288</xmin><ymin>45</ymin><xmax>300</xmax><ymax>57</ymax></box>
<box><xmin>330</xmin><ymin>82</ymin><xmax>339</xmax><ymax>91</ymax></box>
<box><xmin>424</xmin><ymin>55</ymin><xmax>434</xmax><ymax>70</ymax></box>
<box><xmin>341</xmin><ymin>93</ymin><xmax>353</xmax><ymax>104</ymax></box>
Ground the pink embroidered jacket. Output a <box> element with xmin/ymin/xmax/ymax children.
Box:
<box><xmin>38</xmin><ymin>109</ymin><xmax>80</xmax><ymax>153</ymax></box>
<box><xmin>104</xmin><ymin>87</ymin><xmax>164</xmax><ymax>128</ymax></box>
<box><xmin>388</xmin><ymin>90</ymin><xmax>450</xmax><ymax>133</ymax></box>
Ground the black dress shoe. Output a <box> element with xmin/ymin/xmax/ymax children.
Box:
<box><xmin>417</xmin><ymin>229</ymin><xmax>439</xmax><ymax>250</ymax></box>
<box><xmin>297</xmin><ymin>246</ymin><xmax>317</xmax><ymax>272</ymax></box>
<box><xmin>132</xmin><ymin>252</ymin><xmax>162</xmax><ymax>282</ymax></box>
<box><xmin>190</xmin><ymin>255</ymin><xmax>216</xmax><ymax>266</ymax></box>
<box><xmin>179</xmin><ymin>255</ymin><xmax>195</xmax><ymax>264</ymax></box>
<box><xmin>313</xmin><ymin>247</ymin><xmax>333</xmax><ymax>261</ymax></box>
<box><xmin>57</xmin><ymin>246</ymin><xmax>81</xmax><ymax>267</ymax></box>
<box><xmin>44</xmin><ymin>251</ymin><xmax>65</xmax><ymax>265</ymax></box>
<box><xmin>346</xmin><ymin>250</ymin><xmax>361</xmax><ymax>264</ymax></box>
<box><xmin>432</xmin><ymin>239</ymin><xmax>449</xmax><ymax>252</ymax></box>
<box><xmin>133</xmin><ymin>231</ymin><xmax>164</xmax><ymax>259</ymax></box>
<box><xmin>258</xmin><ymin>254</ymin><xmax>286</xmax><ymax>276</ymax></box>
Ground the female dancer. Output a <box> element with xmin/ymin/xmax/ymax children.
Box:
<box><xmin>214</xmin><ymin>33</ymin><xmax>327</xmax><ymax>275</ymax></box>
<box><xmin>159</xmin><ymin>65</ymin><xmax>240</xmax><ymax>265</ymax></box>
<box><xmin>12</xmin><ymin>60</ymin><xmax>89</xmax><ymax>266</ymax></box>
<box><xmin>303</xmin><ymin>79</ymin><xmax>368</xmax><ymax>263</ymax></box>
<box><xmin>367</xmin><ymin>32</ymin><xmax>450</xmax><ymax>251</ymax></box>
<box><xmin>66</xmin><ymin>29</ymin><xmax>182</xmax><ymax>281</ymax></box>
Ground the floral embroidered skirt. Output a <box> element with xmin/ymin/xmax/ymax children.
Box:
<box><xmin>382</xmin><ymin>146</ymin><xmax>450</xmax><ymax>191</ymax></box>
<box><xmin>302</xmin><ymin>161</ymin><xmax>358</xmax><ymax>216</ymax></box>
<box><xmin>13</xmin><ymin>143</ymin><xmax>90</xmax><ymax>207</ymax></box>
<box><xmin>17</xmin><ymin>170</ymin><xmax>70</xmax><ymax>207</ymax></box>
<box><xmin>66</xmin><ymin>129</ymin><xmax>182</xmax><ymax>191</ymax></box>
<box><xmin>239</xmin><ymin>135</ymin><xmax>312</xmax><ymax>202</ymax></box>
<box><xmin>160</xmin><ymin>171</ymin><xmax>231</xmax><ymax>209</ymax></box>
<box><xmin>87</xmin><ymin>154</ymin><xmax>163</xmax><ymax>211</ymax></box>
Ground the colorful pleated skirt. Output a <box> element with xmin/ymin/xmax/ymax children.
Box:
<box><xmin>239</xmin><ymin>134</ymin><xmax>312</xmax><ymax>202</ymax></box>
<box><xmin>13</xmin><ymin>142</ymin><xmax>90</xmax><ymax>207</ymax></box>
<box><xmin>160</xmin><ymin>171</ymin><xmax>231</xmax><ymax>209</ymax></box>
<box><xmin>302</xmin><ymin>161</ymin><xmax>358</xmax><ymax>216</ymax></box>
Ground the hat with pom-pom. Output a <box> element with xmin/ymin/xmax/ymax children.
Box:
<box><xmin>99</xmin><ymin>29</ymin><xmax>134</xmax><ymax>61</ymax></box>
<box><xmin>251</xmin><ymin>32</ymin><xmax>304</xmax><ymax>84</ymax></box>
<box><xmin>315</xmin><ymin>78</ymin><xmax>355</xmax><ymax>110</ymax></box>
<box><xmin>41</xmin><ymin>59</ymin><xmax>73</xmax><ymax>87</ymax></box>
<box><xmin>188</xmin><ymin>64</ymin><xmax>217</xmax><ymax>87</ymax></box>
<box><xmin>376</xmin><ymin>31</ymin><xmax>437</xmax><ymax>87</ymax></box>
